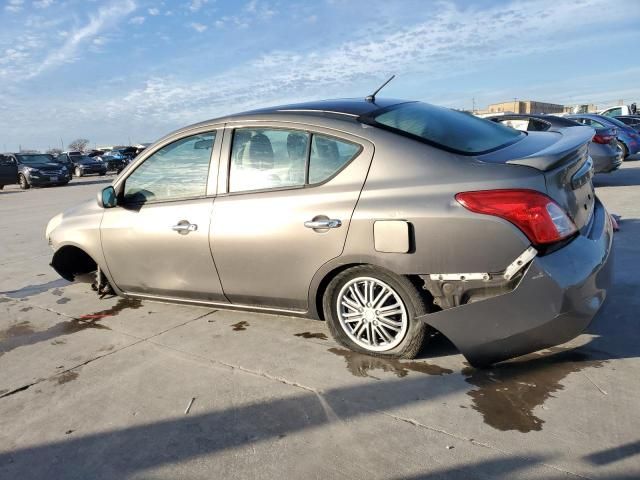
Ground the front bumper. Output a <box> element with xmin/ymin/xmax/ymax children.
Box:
<box><xmin>418</xmin><ymin>198</ymin><xmax>613</xmax><ymax>366</ymax></box>
<box><xmin>28</xmin><ymin>173</ymin><xmax>71</xmax><ymax>185</ymax></box>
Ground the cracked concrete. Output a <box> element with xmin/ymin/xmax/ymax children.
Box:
<box><xmin>1</xmin><ymin>171</ymin><xmax>639</xmax><ymax>479</ymax></box>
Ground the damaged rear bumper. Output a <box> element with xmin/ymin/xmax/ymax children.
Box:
<box><xmin>416</xmin><ymin>198</ymin><xmax>613</xmax><ymax>367</ymax></box>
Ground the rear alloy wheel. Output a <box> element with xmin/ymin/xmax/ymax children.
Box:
<box><xmin>18</xmin><ymin>174</ymin><xmax>30</xmax><ymax>190</ymax></box>
<box><xmin>324</xmin><ymin>266</ymin><xmax>429</xmax><ymax>359</ymax></box>
<box><xmin>75</xmin><ymin>167</ymin><xmax>83</xmax><ymax>177</ymax></box>
<box><xmin>617</xmin><ymin>141</ymin><xmax>629</xmax><ymax>159</ymax></box>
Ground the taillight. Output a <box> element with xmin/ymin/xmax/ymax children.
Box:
<box><xmin>455</xmin><ymin>189</ymin><xmax>577</xmax><ymax>246</ymax></box>
<box><xmin>592</xmin><ymin>134</ymin><xmax>613</xmax><ymax>144</ymax></box>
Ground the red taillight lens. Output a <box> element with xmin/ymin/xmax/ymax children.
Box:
<box><xmin>592</xmin><ymin>134</ymin><xmax>613</xmax><ymax>144</ymax></box>
<box><xmin>455</xmin><ymin>189</ymin><xmax>577</xmax><ymax>246</ymax></box>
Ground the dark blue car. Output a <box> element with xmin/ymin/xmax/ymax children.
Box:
<box><xmin>568</xmin><ymin>114</ymin><xmax>640</xmax><ymax>158</ymax></box>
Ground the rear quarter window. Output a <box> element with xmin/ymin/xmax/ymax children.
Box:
<box><xmin>369</xmin><ymin>102</ymin><xmax>523</xmax><ymax>155</ymax></box>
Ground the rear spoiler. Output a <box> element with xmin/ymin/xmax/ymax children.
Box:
<box><xmin>506</xmin><ymin>126</ymin><xmax>594</xmax><ymax>171</ymax></box>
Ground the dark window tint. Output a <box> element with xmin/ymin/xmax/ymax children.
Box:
<box><xmin>309</xmin><ymin>134</ymin><xmax>360</xmax><ymax>183</ymax></box>
<box><xmin>229</xmin><ymin>129</ymin><xmax>309</xmax><ymax>193</ymax></box>
<box><xmin>372</xmin><ymin>102</ymin><xmax>523</xmax><ymax>154</ymax></box>
<box><xmin>15</xmin><ymin>154</ymin><xmax>54</xmax><ymax>165</ymax></box>
<box><xmin>124</xmin><ymin>131</ymin><xmax>215</xmax><ymax>203</ymax></box>
<box><xmin>603</xmin><ymin>108</ymin><xmax>622</xmax><ymax>117</ymax></box>
<box><xmin>600</xmin><ymin>116</ymin><xmax>631</xmax><ymax>129</ymax></box>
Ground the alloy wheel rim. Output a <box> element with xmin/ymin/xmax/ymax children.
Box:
<box><xmin>336</xmin><ymin>276</ymin><xmax>408</xmax><ymax>352</ymax></box>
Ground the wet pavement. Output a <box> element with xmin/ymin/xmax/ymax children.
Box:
<box><xmin>1</xmin><ymin>172</ymin><xmax>639</xmax><ymax>479</ymax></box>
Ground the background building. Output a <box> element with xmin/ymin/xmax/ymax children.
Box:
<box><xmin>481</xmin><ymin>100</ymin><xmax>565</xmax><ymax>115</ymax></box>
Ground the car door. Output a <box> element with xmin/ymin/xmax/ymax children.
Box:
<box><xmin>101</xmin><ymin>128</ymin><xmax>228</xmax><ymax>303</ymax></box>
<box><xmin>210</xmin><ymin>123</ymin><xmax>374</xmax><ymax>311</ymax></box>
<box><xmin>0</xmin><ymin>155</ymin><xmax>18</xmax><ymax>186</ymax></box>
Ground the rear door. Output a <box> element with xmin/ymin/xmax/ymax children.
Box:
<box><xmin>210</xmin><ymin>123</ymin><xmax>373</xmax><ymax>311</ymax></box>
<box><xmin>0</xmin><ymin>155</ymin><xmax>18</xmax><ymax>187</ymax></box>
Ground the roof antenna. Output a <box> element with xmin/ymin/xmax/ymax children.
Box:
<box><xmin>365</xmin><ymin>75</ymin><xmax>395</xmax><ymax>103</ymax></box>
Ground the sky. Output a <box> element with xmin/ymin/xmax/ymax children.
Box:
<box><xmin>1</xmin><ymin>0</ymin><xmax>639</xmax><ymax>152</ymax></box>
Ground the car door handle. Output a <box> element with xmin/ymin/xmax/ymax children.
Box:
<box><xmin>171</xmin><ymin>222</ymin><xmax>198</xmax><ymax>234</ymax></box>
<box><xmin>304</xmin><ymin>219</ymin><xmax>342</xmax><ymax>229</ymax></box>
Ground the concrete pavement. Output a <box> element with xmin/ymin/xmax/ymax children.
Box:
<box><xmin>1</xmin><ymin>166</ymin><xmax>639</xmax><ymax>479</ymax></box>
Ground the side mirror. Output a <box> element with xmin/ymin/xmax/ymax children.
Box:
<box><xmin>97</xmin><ymin>186</ymin><xmax>117</xmax><ymax>209</ymax></box>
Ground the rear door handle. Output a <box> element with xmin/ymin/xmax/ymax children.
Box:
<box><xmin>172</xmin><ymin>221</ymin><xmax>198</xmax><ymax>235</ymax></box>
<box><xmin>304</xmin><ymin>219</ymin><xmax>342</xmax><ymax>229</ymax></box>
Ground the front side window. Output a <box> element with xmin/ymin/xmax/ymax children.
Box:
<box><xmin>123</xmin><ymin>131</ymin><xmax>215</xmax><ymax>203</ymax></box>
<box><xmin>370</xmin><ymin>102</ymin><xmax>523</xmax><ymax>155</ymax></box>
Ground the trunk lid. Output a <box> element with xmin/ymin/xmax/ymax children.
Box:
<box><xmin>478</xmin><ymin>126</ymin><xmax>596</xmax><ymax>231</ymax></box>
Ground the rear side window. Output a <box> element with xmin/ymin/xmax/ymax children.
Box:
<box><xmin>370</xmin><ymin>102</ymin><xmax>523</xmax><ymax>155</ymax></box>
<box><xmin>309</xmin><ymin>135</ymin><xmax>360</xmax><ymax>184</ymax></box>
<box><xmin>229</xmin><ymin>129</ymin><xmax>361</xmax><ymax>193</ymax></box>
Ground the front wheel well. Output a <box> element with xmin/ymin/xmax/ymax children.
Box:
<box><xmin>51</xmin><ymin>246</ymin><xmax>97</xmax><ymax>282</ymax></box>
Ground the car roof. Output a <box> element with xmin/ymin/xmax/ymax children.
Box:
<box><xmin>177</xmin><ymin>97</ymin><xmax>412</xmax><ymax>132</ymax></box>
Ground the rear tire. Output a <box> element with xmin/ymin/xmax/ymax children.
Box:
<box><xmin>618</xmin><ymin>141</ymin><xmax>629</xmax><ymax>159</ymax></box>
<box><xmin>18</xmin><ymin>174</ymin><xmax>30</xmax><ymax>190</ymax></box>
<box><xmin>323</xmin><ymin>265</ymin><xmax>430</xmax><ymax>359</ymax></box>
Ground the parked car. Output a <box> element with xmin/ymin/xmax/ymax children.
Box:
<box><xmin>45</xmin><ymin>98</ymin><xmax>613</xmax><ymax>367</ymax></box>
<box><xmin>9</xmin><ymin>153</ymin><xmax>71</xmax><ymax>189</ymax></box>
<box><xmin>100</xmin><ymin>151</ymin><xmax>128</xmax><ymax>173</ymax></box>
<box><xmin>0</xmin><ymin>154</ymin><xmax>18</xmax><ymax>189</ymax></box>
<box><xmin>54</xmin><ymin>153</ymin><xmax>75</xmax><ymax>174</ymax></box>
<box><xmin>568</xmin><ymin>114</ymin><xmax>640</xmax><ymax>158</ymax></box>
<box><xmin>71</xmin><ymin>155</ymin><xmax>107</xmax><ymax>177</ymax></box>
<box><xmin>486</xmin><ymin>114</ymin><xmax>623</xmax><ymax>173</ymax></box>
<box><xmin>614</xmin><ymin>115</ymin><xmax>640</xmax><ymax>132</ymax></box>
<box><xmin>599</xmin><ymin>103</ymin><xmax>637</xmax><ymax>117</ymax></box>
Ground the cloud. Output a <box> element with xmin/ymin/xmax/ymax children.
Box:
<box><xmin>190</xmin><ymin>22</ymin><xmax>207</xmax><ymax>32</ymax></box>
<box><xmin>33</xmin><ymin>0</ymin><xmax>54</xmax><ymax>8</ymax></box>
<box><xmin>129</xmin><ymin>15</ymin><xmax>145</xmax><ymax>24</ymax></box>
<box><xmin>5</xmin><ymin>0</ymin><xmax>24</xmax><ymax>13</ymax></box>
<box><xmin>188</xmin><ymin>0</ymin><xmax>208</xmax><ymax>12</ymax></box>
<box><xmin>29</xmin><ymin>0</ymin><xmax>137</xmax><ymax>77</ymax></box>
<box><xmin>148</xmin><ymin>7</ymin><xmax>159</xmax><ymax>15</ymax></box>
<box><xmin>108</xmin><ymin>0</ymin><xmax>637</xmax><ymax>126</ymax></box>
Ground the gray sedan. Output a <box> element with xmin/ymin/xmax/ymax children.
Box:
<box><xmin>486</xmin><ymin>113</ymin><xmax>623</xmax><ymax>173</ymax></box>
<box><xmin>45</xmin><ymin>98</ymin><xmax>613</xmax><ymax>366</ymax></box>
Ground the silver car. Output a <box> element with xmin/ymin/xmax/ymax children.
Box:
<box><xmin>46</xmin><ymin>99</ymin><xmax>613</xmax><ymax>366</ymax></box>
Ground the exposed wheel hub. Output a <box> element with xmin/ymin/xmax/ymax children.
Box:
<box><xmin>336</xmin><ymin>276</ymin><xmax>408</xmax><ymax>352</ymax></box>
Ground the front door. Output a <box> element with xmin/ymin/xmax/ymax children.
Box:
<box><xmin>211</xmin><ymin>125</ymin><xmax>373</xmax><ymax>310</ymax></box>
<box><xmin>0</xmin><ymin>155</ymin><xmax>18</xmax><ymax>187</ymax></box>
<box><xmin>101</xmin><ymin>129</ymin><xmax>228</xmax><ymax>302</ymax></box>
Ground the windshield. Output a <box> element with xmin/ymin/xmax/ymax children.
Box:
<box><xmin>16</xmin><ymin>154</ymin><xmax>54</xmax><ymax>165</ymax></box>
<box><xmin>77</xmin><ymin>156</ymin><xmax>97</xmax><ymax>164</ymax></box>
<box><xmin>369</xmin><ymin>102</ymin><xmax>523</xmax><ymax>155</ymax></box>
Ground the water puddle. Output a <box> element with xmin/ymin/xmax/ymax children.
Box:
<box><xmin>329</xmin><ymin>347</ymin><xmax>453</xmax><ymax>378</ymax></box>
<box><xmin>462</xmin><ymin>347</ymin><xmax>606</xmax><ymax>433</ymax></box>
<box><xmin>80</xmin><ymin>297</ymin><xmax>142</xmax><ymax>319</ymax></box>
<box><xmin>56</xmin><ymin>298</ymin><xmax>70</xmax><ymax>305</ymax></box>
<box><xmin>19</xmin><ymin>306</ymin><xmax>33</xmax><ymax>312</ymax></box>
<box><xmin>0</xmin><ymin>319</ymin><xmax>109</xmax><ymax>355</ymax></box>
<box><xmin>56</xmin><ymin>371</ymin><xmax>79</xmax><ymax>385</ymax></box>
<box><xmin>294</xmin><ymin>332</ymin><xmax>328</xmax><ymax>340</ymax></box>
<box><xmin>0</xmin><ymin>279</ymin><xmax>70</xmax><ymax>299</ymax></box>
<box><xmin>231</xmin><ymin>321</ymin><xmax>249</xmax><ymax>331</ymax></box>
